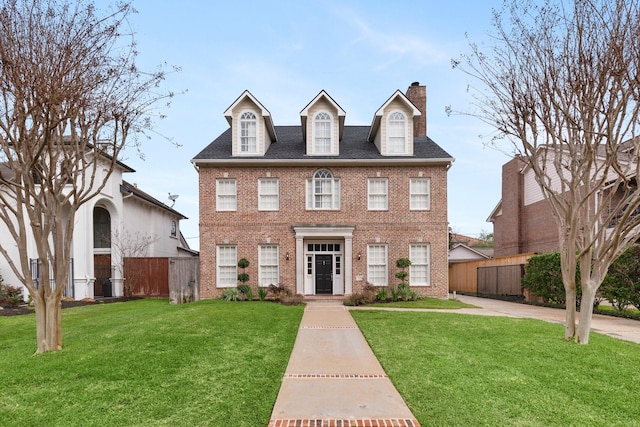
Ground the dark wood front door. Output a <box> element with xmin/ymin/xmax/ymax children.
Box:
<box><xmin>315</xmin><ymin>255</ymin><xmax>333</xmax><ymax>294</ymax></box>
<box><xmin>94</xmin><ymin>254</ymin><xmax>112</xmax><ymax>297</ymax></box>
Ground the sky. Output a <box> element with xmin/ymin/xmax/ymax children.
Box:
<box><xmin>102</xmin><ymin>0</ymin><xmax>513</xmax><ymax>251</ymax></box>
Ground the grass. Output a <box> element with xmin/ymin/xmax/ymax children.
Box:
<box><xmin>0</xmin><ymin>299</ymin><xmax>304</xmax><ymax>427</ymax></box>
<box><xmin>367</xmin><ymin>297</ymin><xmax>478</xmax><ymax>309</ymax></box>
<box><xmin>351</xmin><ymin>309</ymin><xmax>640</xmax><ymax>427</ymax></box>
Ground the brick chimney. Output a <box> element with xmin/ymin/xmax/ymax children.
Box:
<box><xmin>405</xmin><ymin>81</ymin><xmax>427</xmax><ymax>137</ymax></box>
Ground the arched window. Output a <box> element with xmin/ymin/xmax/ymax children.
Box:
<box><xmin>93</xmin><ymin>207</ymin><xmax>111</xmax><ymax>248</ymax></box>
<box><xmin>313</xmin><ymin>112</ymin><xmax>332</xmax><ymax>153</ymax></box>
<box><xmin>307</xmin><ymin>169</ymin><xmax>340</xmax><ymax>209</ymax></box>
<box><xmin>240</xmin><ymin>111</ymin><xmax>257</xmax><ymax>153</ymax></box>
<box><xmin>387</xmin><ymin>111</ymin><xmax>406</xmax><ymax>154</ymax></box>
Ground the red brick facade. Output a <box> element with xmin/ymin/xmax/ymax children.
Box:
<box><xmin>198</xmin><ymin>165</ymin><xmax>450</xmax><ymax>298</ymax></box>
<box><xmin>194</xmin><ymin>83</ymin><xmax>452</xmax><ymax>299</ymax></box>
<box><xmin>492</xmin><ymin>157</ymin><xmax>559</xmax><ymax>257</ymax></box>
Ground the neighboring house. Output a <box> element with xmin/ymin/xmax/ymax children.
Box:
<box><xmin>0</xmin><ymin>158</ymin><xmax>193</xmax><ymax>300</ymax></box>
<box><xmin>488</xmin><ymin>156</ymin><xmax>560</xmax><ymax>257</ymax></box>
<box><xmin>488</xmin><ymin>148</ymin><xmax>638</xmax><ymax>257</ymax></box>
<box><xmin>449</xmin><ymin>243</ymin><xmax>492</xmax><ymax>263</ymax></box>
<box><xmin>192</xmin><ymin>82</ymin><xmax>454</xmax><ymax>298</ymax></box>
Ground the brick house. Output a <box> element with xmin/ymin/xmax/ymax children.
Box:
<box><xmin>488</xmin><ymin>156</ymin><xmax>560</xmax><ymax>257</ymax></box>
<box><xmin>192</xmin><ymin>82</ymin><xmax>454</xmax><ymax>298</ymax></box>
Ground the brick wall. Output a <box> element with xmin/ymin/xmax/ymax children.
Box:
<box><xmin>198</xmin><ymin>164</ymin><xmax>449</xmax><ymax>298</ymax></box>
<box><xmin>493</xmin><ymin>156</ymin><xmax>560</xmax><ymax>256</ymax></box>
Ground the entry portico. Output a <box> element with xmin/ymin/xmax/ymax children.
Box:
<box><xmin>294</xmin><ymin>225</ymin><xmax>354</xmax><ymax>296</ymax></box>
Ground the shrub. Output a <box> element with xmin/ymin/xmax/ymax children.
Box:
<box><xmin>600</xmin><ymin>245</ymin><xmax>640</xmax><ymax>311</ymax></box>
<box><xmin>280</xmin><ymin>294</ymin><xmax>304</xmax><ymax>306</ymax></box>
<box><xmin>343</xmin><ymin>284</ymin><xmax>376</xmax><ymax>306</ymax></box>
<box><xmin>375</xmin><ymin>286</ymin><xmax>389</xmax><ymax>302</ymax></box>
<box><xmin>258</xmin><ymin>286</ymin><xmax>268</xmax><ymax>301</ymax></box>
<box><xmin>395</xmin><ymin>258</ymin><xmax>412</xmax><ymax>286</ymax></box>
<box><xmin>237</xmin><ymin>284</ymin><xmax>253</xmax><ymax>301</ymax></box>
<box><xmin>221</xmin><ymin>288</ymin><xmax>241</xmax><ymax>302</ymax></box>
<box><xmin>237</xmin><ymin>258</ymin><xmax>250</xmax><ymax>286</ymax></box>
<box><xmin>522</xmin><ymin>252</ymin><xmax>581</xmax><ymax>306</ymax></box>
<box><xmin>267</xmin><ymin>283</ymin><xmax>292</xmax><ymax>301</ymax></box>
<box><xmin>0</xmin><ymin>284</ymin><xmax>23</xmax><ymax>308</ymax></box>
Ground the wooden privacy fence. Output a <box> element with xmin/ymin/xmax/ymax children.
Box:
<box><xmin>124</xmin><ymin>257</ymin><xmax>199</xmax><ymax>303</ymax></box>
<box><xmin>449</xmin><ymin>253</ymin><xmax>534</xmax><ymax>297</ymax></box>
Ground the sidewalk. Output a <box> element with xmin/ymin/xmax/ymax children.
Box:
<box><xmin>268</xmin><ymin>300</ymin><xmax>420</xmax><ymax>427</ymax></box>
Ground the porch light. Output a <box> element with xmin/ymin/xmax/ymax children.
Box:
<box><xmin>286</xmin><ymin>252</ymin><xmax>290</xmax><ymax>261</ymax></box>
<box><xmin>357</xmin><ymin>252</ymin><xmax>361</xmax><ymax>260</ymax></box>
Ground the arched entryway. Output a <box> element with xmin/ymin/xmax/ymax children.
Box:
<box><xmin>93</xmin><ymin>206</ymin><xmax>113</xmax><ymax>297</ymax></box>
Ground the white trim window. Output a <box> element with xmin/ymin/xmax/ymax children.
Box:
<box><xmin>387</xmin><ymin>111</ymin><xmax>406</xmax><ymax>154</ymax></box>
<box><xmin>259</xmin><ymin>245</ymin><xmax>279</xmax><ymax>286</ymax></box>
<box><xmin>313</xmin><ymin>111</ymin><xmax>332</xmax><ymax>154</ymax></box>
<box><xmin>258</xmin><ymin>178</ymin><xmax>279</xmax><ymax>211</ymax></box>
<box><xmin>216</xmin><ymin>178</ymin><xmax>237</xmax><ymax>211</ymax></box>
<box><xmin>240</xmin><ymin>111</ymin><xmax>257</xmax><ymax>153</ymax></box>
<box><xmin>368</xmin><ymin>178</ymin><xmax>388</xmax><ymax>210</ymax></box>
<box><xmin>307</xmin><ymin>170</ymin><xmax>340</xmax><ymax>210</ymax></box>
<box><xmin>409</xmin><ymin>244</ymin><xmax>430</xmax><ymax>286</ymax></box>
<box><xmin>217</xmin><ymin>245</ymin><xmax>237</xmax><ymax>287</ymax></box>
<box><xmin>410</xmin><ymin>178</ymin><xmax>430</xmax><ymax>210</ymax></box>
<box><xmin>367</xmin><ymin>244</ymin><xmax>388</xmax><ymax>286</ymax></box>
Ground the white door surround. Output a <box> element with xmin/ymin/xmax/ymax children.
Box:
<box><xmin>293</xmin><ymin>225</ymin><xmax>355</xmax><ymax>295</ymax></box>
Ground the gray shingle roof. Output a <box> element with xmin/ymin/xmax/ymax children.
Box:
<box><xmin>192</xmin><ymin>125</ymin><xmax>453</xmax><ymax>162</ymax></box>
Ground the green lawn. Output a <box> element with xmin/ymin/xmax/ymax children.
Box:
<box><xmin>4</xmin><ymin>300</ymin><xmax>640</xmax><ymax>427</ymax></box>
<box><xmin>0</xmin><ymin>299</ymin><xmax>304</xmax><ymax>427</ymax></box>
<box><xmin>351</xmin><ymin>310</ymin><xmax>640</xmax><ymax>427</ymax></box>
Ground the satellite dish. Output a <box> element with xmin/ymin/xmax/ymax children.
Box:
<box><xmin>168</xmin><ymin>193</ymin><xmax>179</xmax><ymax>207</ymax></box>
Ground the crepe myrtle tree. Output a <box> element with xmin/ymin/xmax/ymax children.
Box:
<box><xmin>453</xmin><ymin>0</ymin><xmax>640</xmax><ymax>343</ymax></box>
<box><xmin>0</xmin><ymin>0</ymin><xmax>176</xmax><ymax>353</ymax></box>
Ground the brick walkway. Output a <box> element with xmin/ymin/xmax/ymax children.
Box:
<box><xmin>268</xmin><ymin>301</ymin><xmax>420</xmax><ymax>427</ymax></box>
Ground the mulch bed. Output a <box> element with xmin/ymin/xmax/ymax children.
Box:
<box><xmin>0</xmin><ymin>297</ymin><xmax>139</xmax><ymax>317</ymax></box>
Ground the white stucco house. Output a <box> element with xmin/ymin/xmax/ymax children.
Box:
<box><xmin>0</xmin><ymin>159</ymin><xmax>194</xmax><ymax>301</ymax></box>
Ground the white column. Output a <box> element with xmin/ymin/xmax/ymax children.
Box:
<box><xmin>345</xmin><ymin>236</ymin><xmax>353</xmax><ymax>295</ymax></box>
<box><xmin>295</xmin><ymin>237</ymin><xmax>304</xmax><ymax>295</ymax></box>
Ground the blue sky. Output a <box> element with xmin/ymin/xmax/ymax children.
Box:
<box><xmin>106</xmin><ymin>0</ymin><xmax>512</xmax><ymax>250</ymax></box>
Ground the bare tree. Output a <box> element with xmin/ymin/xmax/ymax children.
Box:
<box><xmin>109</xmin><ymin>227</ymin><xmax>159</xmax><ymax>297</ymax></box>
<box><xmin>454</xmin><ymin>0</ymin><xmax>640</xmax><ymax>343</ymax></box>
<box><xmin>0</xmin><ymin>0</ymin><xmax>174</xmax><ymax>352</ymax></box>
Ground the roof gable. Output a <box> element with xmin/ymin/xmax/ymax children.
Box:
<box><xmin>367</xmin><ymin>90</ymin><xmax>421</xmax><ymax>143</ymax></box>
<box><xmin>223</xmin><ymin>90</ymin><xmax>277</xmax><ymax>142</ymax></box>
<box><xmin>300</xmin><ymin>90</ymin><xmax>346</xmax><ymax>141</ymax></box>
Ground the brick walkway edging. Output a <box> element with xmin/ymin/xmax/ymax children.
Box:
<box><xmin>268</xmin><ymin>418</ymin><xmax>421</xmax><ymax>426</ymax></box>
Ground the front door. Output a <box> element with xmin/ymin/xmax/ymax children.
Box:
<box><xmin>315</xmin><ymin>255</ymin><xmax>333</xmax><ymax>294</ymax></box>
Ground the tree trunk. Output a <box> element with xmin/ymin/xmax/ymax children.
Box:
<box><xmin>564</xmin><ymin>286</ymin><xmax>577</xmax><ymax>340</ymax></box>
<box><xmin>577</xmin><ymin>283</ymin><xmax>597</xmax><ymax>345</ymax></box>
<box><xmin>34</xmin><ymin>293</ymin><xmax>63</xmax><ymax>353</ymax></box>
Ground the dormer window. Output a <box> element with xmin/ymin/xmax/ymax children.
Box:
<box><xmin>314</xmin><ymin>112</ymin><xmax>332</xmax><ymax>154</ymax></box>
<box><xmin>388</xmin><ymin>111</ymin><xmax>406</xmax><ymax>154</ymax></box>
<box><xmin>240</xmin><ymin>111</ymin><xmax>257</xmax><ymax>153</ymax></box>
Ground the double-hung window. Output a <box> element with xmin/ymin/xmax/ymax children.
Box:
<box><xmin>409</xmin><ymin>244</ymin><xmax>430</xmax><ymax>286</ymax></box>
<box><xmin>410</xmin><ymin>178</ymin><xmax>430</xmax><ymax>210</ymax></box>
<box><xmin>216</xmin><ymin>178</ymin><xmax>237</xmax><ymax>211</ymax></box>
<box><xmin>314</xmin><ymin>112</ymin><xmax>332</xmax><ymax>154</ymax></box>
<box><xmin>368</xmin><ymin>178</ymin><xmax>388</xmax><ymax>210</ymax></box>
<box><xmin>259</xmin><ymin>245</ymin><xmax>279</xmax><ymax>286</ymax></box>
<box><xmin>307</xmin><ymin>170</ymin><xmax>340</xmax><ymax>210</ymax></box>
<box><xmin>367</xmin><ymin>244</ymin><xmax>388</xmax><ymax>286</ymax></box>
<box><xmin>387</xmin><ymin>111</ymin><xmax>406</xmax><ymax>154</ymax></box>
<box><xmin>258</xmin><ymin>178</ymin><xmax>279</xmax><ymax>211</ymax></box>
<box><xmin>217</xmin><ymin>245</ymin><xmax>237</xmax><ymax>287</ymax></box>
<box><xmin>240</xmin><ymin>111</ymin><xmax>257</xmax><ymax>153</ymax></box>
